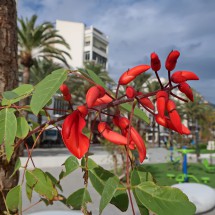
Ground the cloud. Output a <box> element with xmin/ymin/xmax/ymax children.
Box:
<box><xmin>18</xmin><ymin>0</ymin><xmax>215</xmax><ymax>103</ymax></box>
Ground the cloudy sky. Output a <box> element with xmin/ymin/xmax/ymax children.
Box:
<box><xmin>18</xmin><ymin>0</ymin><xmax>215</xmax><ymax>104</ymax></box>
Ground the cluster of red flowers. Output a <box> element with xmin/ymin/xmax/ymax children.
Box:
<box><xmin>60</xmin><ymin>50</ymin><xmax>199</xmax><ymax>163</ymax></box>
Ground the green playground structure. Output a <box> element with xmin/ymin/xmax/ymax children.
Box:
<box><xmin>202</xmin><ymin>159</ymin><xmax>215</xmax><ymax>173</ymax></box>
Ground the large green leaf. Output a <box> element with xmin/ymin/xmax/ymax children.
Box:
<box><xmin>2</xmin><ymin>84</ymin><xmax>34</xmax><ymax>105</ymax></box>
<box><xmin>25</xmin><ymin>168</ymin><xmax>58</xmax><ymax>200</ymax></box>
<box><xmin>59</xmin><ymin>156</ymin><xmax>79</xmax><ymax>179</ymax></box>
<box><xmin>6</xmin><ymin>185</ymin><xmax>22</xmax><ymax>213</ymax></box>
<box><xmin>120</xmin><ymin>103</ymin><xmax>149</xmax><ymax>123</ymax></box>
<box><xmin>0</xmin><ymin>108</ymin><xmax>17</xmax><ymax>161</ymax></box>
<box><xmin>67</xmin><ymin>188</ymin><xmax>92</xmax><ymax>210</ymax></box>
<box><xmin>99</xmin><ymin>177</ymin><xmax>119</xmax><ymax>214</ymax></box>
<box><xmin>30</xmin><ymin>69</ymin><xmax>68</xmax><ymax>115</ymax></box>
<box><xmin>87</xmin><ymin>69</ymin><xmax>107</xmax><ymax>89</ymax></box>
<box><xmin>134</xmin><ymin>181</ymin><xmax>196</xmax><ymax>215</ymax></box>
<box><xmin>88</xmin><ymin>158</ymin><xmax>128</xmax><ymax>212</ymax></box>
<box><xmin>16</xmin><ymin>117</ymin><xmax>30</xmax><ymax>138</ymax></box>
<box><xmin>131</xmin><ymin>167</ymin><xmax>154</xmax><ymax>215</ymax></box>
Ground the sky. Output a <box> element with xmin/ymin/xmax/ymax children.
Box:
<box><xmin>18</xmin><ymin>0</ymin><xmax>215</xmax><ymax>104</ymax></box>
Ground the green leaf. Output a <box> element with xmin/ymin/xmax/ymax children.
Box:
<box><xmin>26</xmin><ymin>184</ymin><xmax>33</xmax><ymax>202</ymax></box>
<box><xmin>16</xmin><ymin>117</ymin><xmax>30</xmax><ymax>138</ymax></box>
<box><xmin>10</xmin><ymin>158</ymin><xmax>21</xmax><ymax>178</ymax></box>
<box><xmin>46</xmin><ymin>172</ymin><xmax>63</xmax><ymax>192</ymax></box>
<box><xmin>99</xmin><ymin>177</ymin><xmax>119</xmax><ymax>214</ymax></box>
<box><xmin>30</xmin><ymin>69</ymin><xmax>68</xmax><ymax>115</ymax></box>
<box><xmin>134</xmin><ymin>181</ymin><xmax>196</xmax><ymax>215</ymax></box>
<box><xmin>87</xmin><ymin>69</ymin><xmax>107</xmax><ymax>89</ymax></box>
<box><xmin>67</xmin><ymin>188</ymin><xmax>92</xmax><ymax>210</ymax></box>
<box><xmin>2</xmin><ymin>91</ymin><xmax>18</xmax><ymax>100</ymax></box>
<box><xmin>131</xmin><ymin>167</ymin><xmax>154</xmax><ymax>186</ymax></box>
<box><xmin>120</xmin><ymin>103</ymin><xmax>149</xmax><ymax>123</ymax></box>
<box><xmin>2</xmin><ymin>84</ymin><xmax>34</xmax><ymax>105</ymax></box>
<box><xmin>25</xmin><ymin>168</ymin><xmax>58</xmax><ymax>200</ymax></box>
<box><xmin>59</xmin><ymin>156</ymin><xmax>79</xmax><ymax>179</ymax></box>
<box><xmin>131</xmin><ymin>167</ymin><xmax>154</xmax><ymax>215</ymax></box>
<box><xmin>88</xmin><ymin>158</ymin><xmax>128</xmax><ymax>212</ymax></box>
<box><xmin>0</xmin><ymin>108</ymin><xmax>17</xmax><ymax>161</ymax></box>
<box><xmin>81</xmin><ymin>157</ymin><xmax>98</xmax><ymax>170</ymax></box>
<box><xmin>6</xmin><ymin>185</ymin><xmax>22</xmax><ymax>212</ymax></box>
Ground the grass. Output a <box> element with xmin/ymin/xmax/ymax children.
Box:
<box><xmin>189</xmin><ymin>149</ymin><xmax>215</xmax><ymax>154</ymax></box>
<box><xmin>140</xmin><ymin>162</ymin><xmax>215</xmax><ymax>188</ymax></box>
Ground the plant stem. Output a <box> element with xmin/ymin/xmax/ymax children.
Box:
<box><xmin>22</xmin><ymin>200</ymin><xmax>42</xmax><ymax>213</ymax></box>
<box><xmin>155</xmin><ymin>71</ymin><xmax>163</xmax><ymax>89</ymax></box>
<box><xmin>126</xmin><ymin>101</ymin><xmax>136</xmax><ymax>215</ymax></box>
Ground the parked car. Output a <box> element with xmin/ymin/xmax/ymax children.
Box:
<box><xmin>40</xmin><ymin>125</ymin><xmax>64</xmax><ymax>148</ymax></box>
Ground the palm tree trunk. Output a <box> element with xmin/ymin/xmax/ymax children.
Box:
<box><xmin>0</xmin><ymin>0</ymin><xmax>19</xmax><ymax>211</ymax></box>
<box><xmin>22</xmin><ymin>66</ymin><xmax>31</xmax><ymax>84</ymax></box>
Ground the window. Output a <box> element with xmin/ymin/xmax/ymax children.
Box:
<box><xmin>85</xmin><ymin>36</ymin><xmax>91</xmax><ymax>46</ymax></box>
<box><xmin>93</xmin><ymin>52</ymin><xmax>107</xmax><ymax>68</ymax></box>
<box><xmin>93</xmin><ymin>38</ymin><xmax>107</xmax><ymax>53</ymax></box>
<box><xmin>53</xmin><ymin>97</ymin><xmax>69</xmax><ymax>116</ymax></box>
<box><xmin>85</xmin><ymin>41</ymin><xmax>90</xmax><ymax>46</ymax></box>
<box><xmin>84</xmin><ymin>51</ymin><xmax>90</xmax><ymax>61</ymax></box>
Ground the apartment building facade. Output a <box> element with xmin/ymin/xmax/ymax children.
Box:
<box><xmin>55</xmin><ymin>20</ymin><xmax>109</xmax><ymax>70</ymax></box>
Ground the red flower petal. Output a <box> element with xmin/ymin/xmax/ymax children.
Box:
<box><xmin>171</xmin><ymin>71</ymin><xmax>199</xmax><ymax>83</ymax></box>
<box><xmin>93</xmin><ymin>94</ymin><xmax>113</xmax><ymax>106</ymax></box>
<box><xmin>156</xmin><ymin>91</ymin><xmax>168</xmax><ymax>117</ymax></box>
<box><xmin>126</xmin><ymin>86</ymin><xmax>136</xmax><ymax>98</ymax></box>
<box><xmin>165</xmin><ymin>50</ymin><xmax>180</xmax><ymax>71</ymax></box>
<box><xmin>62</xmin><ymin>110</ymin><xmax>90</xmax><ymax>159</ymax></box>
<box><xmin>77</xmin><ymin>105</ymin><xmax>88</xmax><ymax>117</ymax></box>
<box><xmin>166</xmin><ymin>100</ymin><xmax>182</xmax><ymax>133</ymax></box>
<box><xmin>86</xmin><ymin>85</ymin><xmax>106</xmax><ymax>108</ymax></box>
<box><xmin>118</xmin><ymin>65</ymin><xmax>150</xmax><ymax>85</ymax></box>
<box><xmin>98</xmin><ymin>122</ymin><xmax>127</xmax><ymax>145</ymax></box>
<box><xmin>151</xmin><ymin>52</ymin><xmax>161</xmax><ymax>72</ymax></box>
<box><xmin>178</xmin><ymin>82</ymin><xmax>194</xmax><ymax>101</ymax></box>
<box><xmin>60</xmin><ymin>84</ymin><xmax>70</xmax><ymax>95</ymax></box>
<box><xmin>130</xmin><ymin>127</ymin><xmax>146</xmax><ymax>163</ymax></box>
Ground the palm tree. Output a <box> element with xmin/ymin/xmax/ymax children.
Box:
<box><xmin>30</xmin><ymin>59</ymin><xmax>61</xmax><ymax>85</ymax></box>
<box><xmin>18</xmin><ymin>15</ymin><xmax>71</xmax><ymax>85</ymax></box>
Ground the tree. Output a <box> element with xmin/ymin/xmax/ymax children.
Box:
<box><xmin>30</xmin><ymin>59</ymin><xmax>61</xmax><ymax>85</ymax></box>
<box><xmin>0</xmin><ymin>0</ymin><xmax>19</xmax><ymax>211</ymax></box>
<box><xmin>18</xmin><ymin>14</ymin><xmax>71</xmax><ymax>85</ymax></box>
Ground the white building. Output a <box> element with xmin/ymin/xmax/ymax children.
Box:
<box><xmin>55</xmin><ymin>20</ymin><xmax>109</xmax><ymax>70</ymax></box>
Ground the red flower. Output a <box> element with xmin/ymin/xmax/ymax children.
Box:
<box><xmin>151</xmin><ymin>52</ymin><xmax>161</xmax><ymax>72</ymax></box>
<box><xmin>137</xmin><ymin>92</ymin><xmax>154</xmax><ymax>110</ymax></box>
<box><xmin>178</xmin><ymin>82</ymin><xmax>194</xmax><ymax>101</ymax></box>
<box><xmin>165</xmin><ymin>50</ymin><xmax>180</xmax><ymax>71</ymax></box>
<box><xmin>166</xmin><ymin>100</ymin><xmax>182</xmax><ymax>133</ymax></box>
<box><xmin>126</xmin><ymin>86</ymin><xmax>137</xmax><ymax>98</ymax></box>
<box><xmin>118</xmin><ymin>117</ymin><xmax>146</xmax><ymax>163</ymax></box>
<box><xmin>86</xmin><ymin>85</ymin><xmax>106</xmax><ymax>108</ymax></box>
<box><xmin>155</xmin><ymin>114</ymin><xmax>190</xmax><ymax>135</ymax></box>
<box><xmin>61</xmin><ymin>108</ymin><xmax>89</xmax><ymax>159</ymax></box>
<box><xmin>156</xmin><ymin>91</ymin><xmax>168</xmax><ymax>117</ymax></box>
<box><xmin>118</xmin><ymin>65</ymin><xmax>150</xmax><ymax>85</ymax></box>
<box><xmin>60</xmin><ymin>84</ymin><xmax>71</xmax><ymax>101</ymax></box>
<box><xmin>92</xmin><ymin>94</ymin><xmax>113</xmax><ymax>106</ymax></box>
<box><xmin>171</xmin><ymin>71</ymin><xmax>199</xmax><ymax>83</ymax></box>
<box><xmin>98</xmin><ymin>122</ymin><xmax>127</xmax><ymax>145</ymax></box>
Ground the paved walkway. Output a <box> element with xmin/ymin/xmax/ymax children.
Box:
<box><xmin>20</xmin><ymin>146</ymin><xmax>215</xmax><ymax>215</ymax></box>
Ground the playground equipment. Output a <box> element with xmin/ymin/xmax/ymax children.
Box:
<box><xmin>202</xmin><ymin>159</ymin><xmax>215</xmax><ymax>173</ymax></box>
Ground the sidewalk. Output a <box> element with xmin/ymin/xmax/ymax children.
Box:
<box><xmin>20</xmin><ymin>146</ymin><xmax>215</xmax><ymax>215</ymax></box>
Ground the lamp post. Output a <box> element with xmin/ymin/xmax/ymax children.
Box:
<box><xmin>195</xmin><ymin>119</ymin><xmax>200</xmax><ymax>162</ymax></box>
